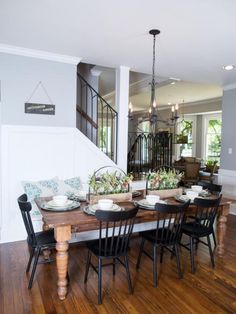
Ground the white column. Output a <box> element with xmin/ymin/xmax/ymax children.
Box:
<box><xmin>116</xmin><ymin>66</ymin><xmax>130</xmax><ymax>172</ymax></box>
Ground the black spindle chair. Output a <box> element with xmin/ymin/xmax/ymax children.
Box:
<box><xmin>180</xmin><ymin>195</ymin><xmax>222</xmax><ymax>273</ymax></box>
<box><xmin>191</xmin><ymin>182</ymin><xmax>222</xmax><ymax>247</ymax></box>
<box><xmin>198</xmin><ymin>181</ymin><xmax>222</xmax><ymax>194</ymax></box>
<box><xmin>84</xmin><ymin>204</ymin><xmax>138</xmax><ymax>304</ymax></box>
<box><xmin>136</xmin><ymin>201</ymin><xmax>190</xmax><ymax>287</ymax></box>
<box><xmin>17</xmin><ymin>194</ymin><xmax>56</xmax><ymax>289</ymax></box>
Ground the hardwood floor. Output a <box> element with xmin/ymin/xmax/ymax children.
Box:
<box><xmin>1</xmin><ymin>215</ymin><xmax>236</xmax><ymax>313</ymax></box>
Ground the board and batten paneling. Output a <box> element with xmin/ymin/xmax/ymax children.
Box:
<box><xmin>0</xmin><ymin>125</ymin><xmax>115</xmax><ymax>243</ymax></box>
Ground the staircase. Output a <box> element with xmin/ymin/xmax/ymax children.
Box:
<box><xmin>76</xmin><ymin>72</ymin><xmax>118</xmax><ymax>162</ymax></box>
<box><xmin>128</xmin><ymin>131</ymin><xmax>173</xmax><ymax>175</ymax></box>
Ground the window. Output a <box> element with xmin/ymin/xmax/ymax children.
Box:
<box><xmin>176</xmin><ymin>116</ymin><xmax>196</xmax><ymax>158</ymax></box>
<box><xmin>204</xmin><ymin>115</ymin><xmax>222</xmax><ymax>163</ymax></box>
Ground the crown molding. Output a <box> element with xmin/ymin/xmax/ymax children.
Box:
<box><xmin>0</xmin><ymin>44</ymin><xmax>81</xmax><ymax>65</ymax></box>
<box><xmin>223</xmin><ymin>83</ymin><xmax>236</xmax><ymax>91</ymax></box>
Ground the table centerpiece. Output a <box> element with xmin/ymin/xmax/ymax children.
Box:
<box><xmin>88</xmin><ymin>168</ymin><xmax>133</xmax><ymax>204</ymax></box>
<box><xmin>146</xmin><ymin>168</ymin><xmax>183</xmax><ymax>199</ymax></box>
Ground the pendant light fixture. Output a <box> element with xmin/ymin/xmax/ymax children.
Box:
<box><xmin>149</xmin><ymin>29</ymin><xmax>160</xmax><ymax>124</ymax></box>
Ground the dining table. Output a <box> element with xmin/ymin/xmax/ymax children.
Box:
<box><xmin>35</xmin><ymin>194</ymin><xmax>235</xmax><ymax>301</ymax></box>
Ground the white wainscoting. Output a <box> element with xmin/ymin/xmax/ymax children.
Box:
<box><xmin>218</xmin><ymin>168</ymin><xmax>236</xmax><ymax>214</ymax></box>
<box><xmin>0</xmin><ymin>125</ymin><xmax>116</xmax><ymax>243</ymax></box>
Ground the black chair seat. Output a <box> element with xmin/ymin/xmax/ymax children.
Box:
<box><xmin>181</xmin><ymin>222</ymin><xmax>211</xmax><ymax>238</ymax></box>
<box><xmin>29</xmin><ymin>229</ymin><xmax>56</xmax><ymax>248</ymax></box>
<box><xmin>140</xmin><ymin>228</ymin><xmax>177</xmax><ymax>246</ymax></box>
<box><xmin>87</xmin><ymin>237</ymin><xmax>127</xmax><ymax>258</ymax></box>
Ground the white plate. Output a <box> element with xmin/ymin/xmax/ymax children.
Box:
<box><xmin>47</xmin><ymin>200</ymin><xmax>73</xmax><ymax>208</ymax></box>
<box><xmin>89</xmin><ymin>203</ymin><xmax>121</xmax><ymax>212</ymax></box>
<box><xmin>137</xmin><ymin>199</ymin><xmax>166</xmax><ymax>209</ymax></box>
<box><xmin>42</xmin><ymin>200</ymin><xmax>80</xmax><ymax>211</ymax></box>
<box><xmin>175</xmin><ymin>195</ymin><xmax>192</xmax><ymax>203</ymax></box>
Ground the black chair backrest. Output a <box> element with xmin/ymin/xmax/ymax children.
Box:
<box><xmin>192</xmin><ymin>195</ymin><xmax>222</xmax><ymax>231</ymax></box>
<box><xmin>198</xmin><ymin>181</ymin><xmax>222</xmax><ymax>194</ymax></box>
<box><xmin>153</xmin><ymin>200</ymin><xmax>191</xmax><ymax>245</ymax></box>
<box><xmin>95</xmin><ymin>205</ymin><xmax>139</xmax><ymax>257</ymax></box>
<box><xmin>17</xmin><ymin>194</ymin><xmax>36</xmax><ymax>246</ymax></box>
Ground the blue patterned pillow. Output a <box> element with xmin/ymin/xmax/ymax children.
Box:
<box><xmin>22</xmin><ymin>177</ymin><xmax>59</xmax><ymax>201</ymax></box>
<box><xmin>57</xmin><ymin>176</ymin><xmax>81</xmax><ymax>197</ymax></box>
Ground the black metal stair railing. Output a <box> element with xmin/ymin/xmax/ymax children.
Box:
<box><xmin>77</xmin><ymin>72</ymin><xmax>118</xmax><ymax>162</ymax></box>
<box><xmin>128</xmin><ymin>131</ymin><xmax>173</xmax><ymax>174</ymax></box>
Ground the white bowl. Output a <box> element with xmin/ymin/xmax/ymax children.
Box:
<box><xmin>191</xmin><ymin>185</ymin><xmax>203</xmax><ymax>192</ymax></box>
<box><xmin>53</xmin><ymin>195</ymin><xmax>68</xmax><ymax>206</ymax></box>
<box><xmin>146</xmin><ymin>195</ymin><xmax>160</xmax><ymax>205</ymax></box>
<box><xmin>98</xmin><ymin>199</ymin><xmax>113</xmax><ymax>210</ymax></box>
<box><xmin>186</xmin><ymin>190</ymin><xmax>199</xmax><ymax>201</ymax></box>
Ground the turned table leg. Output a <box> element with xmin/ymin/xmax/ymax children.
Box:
<box><xmin>54</xmin><ymin>225</ymin><xmax>71</xmax><ymax>300</ymax></box>
<box><xmin>42</xmin><ymin>221</ymin><xmax>51</xmax><ymax>260</ymax></box>
<box><xmin>216</xmin><ymin>204</ymin><xmax>229</xmax><ymax>256</ymax></box>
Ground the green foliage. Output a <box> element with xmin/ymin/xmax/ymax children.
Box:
<box><xmin>88</xmin><ymin>171</ymin><xmax>133</xmax><ymax>195</ymax></box>
<box><xmin>147</xmin><ymin>169</ymin><xmax>183</xmax><ymax>190</ymax></box>
<box><xmin>205</xmin><ymin>159</ymin><xmax>218</xmax><ymax>167</ymax></box>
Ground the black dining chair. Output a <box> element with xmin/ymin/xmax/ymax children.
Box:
<box><xmin>198</xmin><ymin>181</ymin><xmax>222</xmax><ymax>194</ymax></box>
<box><xmin>136</xmin><ymin>201</ymin><xmax>190</xmax><ymax>287</ymax></box>
<box><xmin>17</xmin><ymin>194</ymin><xmax>56</xmax><ymax>289</ymax></box>
<box><xmin>180</xmin><ymin>195</ymin><xmax>222</xmax><ymax>273</ymax></box>
<box><xmin>84</xmin><ymin>204</ymin><xmax>138</xmax><ymax>304</ymax></box>
<box><xmin>192</xmin><ymin>182</ymin><xmax>222</xmax><ymax>247</ymax></box>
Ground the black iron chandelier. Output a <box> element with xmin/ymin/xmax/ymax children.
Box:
<box><xmin>148</xmin><ymin>29</ymin><xmax>179</xmax><ymax>125</ymax></box>
<box><xmin>128</xmin><ymin>29</ymin><xmax>179</xmax><ymax>126</ymax></box>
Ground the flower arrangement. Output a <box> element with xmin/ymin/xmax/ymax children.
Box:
<box><xmin>147</xmin><ymin>168</ymin><xmax>183</xmax><ymax>190</ymax></box>
<box><xmin>88</xmin><ymin>171</ymin><xmax>133</xmax><ymax>195</ymax></box>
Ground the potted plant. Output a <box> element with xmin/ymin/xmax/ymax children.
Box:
<box><xmin>205</xmin><ymin>160</ymin><xmax>218</xmax><ymax>173</ymax></box>
<box><xmin>146</xmin><ymin>168</ymin><xmax>183</xmax><ymax>198</ymax></box>
<box><xmin>88</xmin><ymin>169</ymin><xmax>133</xmax><ymax>204</ymax></box>
<box><xmin>175</xmin><ymin>119</ymin><xmax>193</xmax><ymax>144</ymax></box>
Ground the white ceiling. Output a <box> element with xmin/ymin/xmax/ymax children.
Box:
<box><xmin>1</xmin><ymin>0</ymin><xmax>236</xmax><ymax>87</ymax></box>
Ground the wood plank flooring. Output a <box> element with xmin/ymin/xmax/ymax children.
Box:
<box><xmin>1</xmin><ymin>215</ymin><xmax>236</xmax><ymax>313</ymax></box>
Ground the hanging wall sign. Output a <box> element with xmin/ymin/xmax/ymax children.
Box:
<box><xmin>24</xmin><ymin>81</ymin><xmax>55</xmax><ymax>115</ymax></box>
<box><xmin>25</xmin><ymin>103</ymin><xmax>55</xmax><ymax>115</ymax></box>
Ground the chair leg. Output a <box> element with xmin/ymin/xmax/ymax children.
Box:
<box><xmin>84</xmin><ymin>251</ymin><xmax>91</xmax><ymax>283</ymax></box>
<box><xmin>160</xmin><ymin>246</ymin><xmax>164</xmax><ymax>263</ymax></box>
<box><xmin>153</xmin><ymin>245</ymin><xmax>158</xmax><ymax>287</ymax></box>
<box><xmin>98</xmin><ymin>258</ymin><xmax>102</xmax><ymax>305</ymax></box>
<box><xmin>190</xmin><ymin>237</ymin><xmax>195</xmax><ymax>274</ymax></box>
<box><xmin>136</xmin><ymin>237</ymin><xmax>145</xmax><ymax>269</ymax></box>
<box><xmin>113</xmin><ymin>258</ymin><xmax>116</xmax><ymax>276</ymax></box>
<box><xmin>207</xmin><ymin>235</ymin><xmax>215</xmax><ymax>268</ymax></box>
<box><xmin>28</xmin><ymin>247</ymin><xmax>41</xmax><ymax>289</ymax></box>
<box><xmin>124</xmin><ymin>255</ymin><xmax>133</xmax><ymax>294</ymax></box>
<box><xmin>212</xmin><ymin>230</ymin><xmax>217</xmax><ymax>248</ymax></box>
<box><xmin>175</xmin><ymin>244</ymin><xmax>183</xmax><ymax>279</ymax></box>
<box><xmin>26</xmin><ymin>247</ymin><xmax>35</xmax><ymax>273</ymax></box>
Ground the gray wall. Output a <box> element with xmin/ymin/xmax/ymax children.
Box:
<box><xmin>195</xmin><ymin>115</ymin><xmax>203</xmax><ymax>158</ymax></box>
<box><xmin>0</xmin><ymin>53</ymin><xmax>77</xmax><ymax>127</ymax></box>
<box><xmin>220</xmin><ymin>88</ymin><xmax>236</xmax><ymax>170</ymax></box>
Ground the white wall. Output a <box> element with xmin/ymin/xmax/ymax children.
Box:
<box><xmin>0</xmin><ymin>53</ymin><xmax>77</xmax><ymax>127</ymax></box>
<box><xmin>0</xmin><ymin>125</ymin><xmax>116</xmax><ymax>243</ymax></box>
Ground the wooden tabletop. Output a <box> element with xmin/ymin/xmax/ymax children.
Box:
<box><xmin>35</xmin><ymin>195</ymin><xmax>235</xmax><ymax>230</ymax></box>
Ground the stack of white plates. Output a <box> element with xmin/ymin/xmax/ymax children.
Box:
<box><xmin>137</xmin><ymin>199</ymin><xmax>166</xmax><ymax>209</ymax></box>
<box><xmin>83</xmin><ymin>203</ymin><xmax>123</xmax><ymax>215</ymax></box>
<box><xmin>41</xmin><ymin>200</ymin><xmax>80</xmax><ymax>211</ymax></box>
